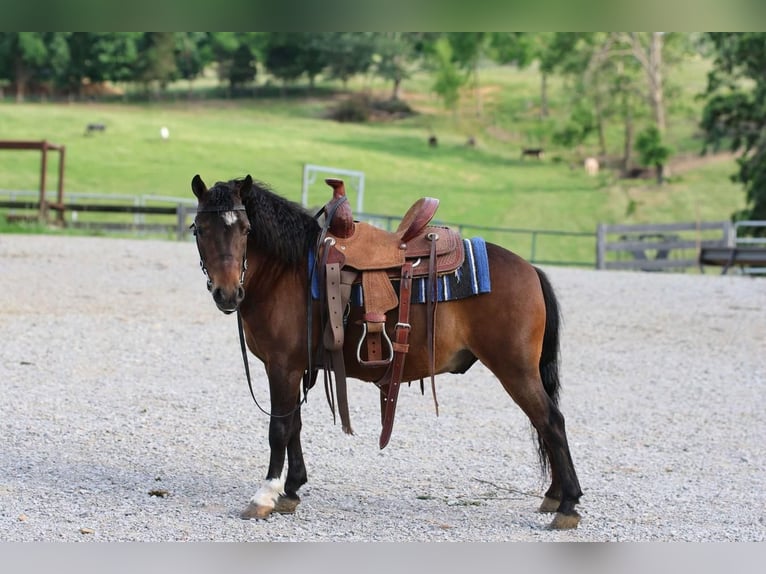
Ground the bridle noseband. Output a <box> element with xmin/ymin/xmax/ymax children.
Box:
<box><xmin>191</xmin><ymin>205</ymin><xmax>249</xmax><ymax>291</ymax></box>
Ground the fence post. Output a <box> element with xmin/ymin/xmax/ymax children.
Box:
<box><xmin>176</xmin><ymin>205</ymin><xmax>190</xmax><ymax>240</ymax></box>
<box><xmin>596</xmin><ymin>223</ymin><xmax>607</xmax><ymax>269</ymax></box>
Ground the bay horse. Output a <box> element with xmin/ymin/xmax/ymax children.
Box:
<box><xmin>190</xmin><ymin>174</ymin><xmax>583</xmax><ymax>529</ymax></box>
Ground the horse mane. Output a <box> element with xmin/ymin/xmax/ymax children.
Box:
<box><xmin>233</xmin><ymin>178</ymin><xmax>320</xmax><ymax>267</ymax></box>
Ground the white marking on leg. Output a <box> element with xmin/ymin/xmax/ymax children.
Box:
<box><xmin>249</xmin><ymin>476</ymin><xmax>285</xmax><ymax>508</ymax></box>
<box><xmin>221</xmin><ymin>211</ymin><xmax>238</xmax><ymax>226</ymax></box>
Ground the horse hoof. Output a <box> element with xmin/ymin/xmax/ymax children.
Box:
<box><xmin>538</xmin><ymin>496</ymin><xmax>560</xmax><ymax>513</ymax></box>
<box><xmin>240</xmin><ymin>502</ymin><xmax>274</xmax><ymax>520</ymax></box>
<box><xmin>274</xmin><ymin>495</ymin><xmax>300</xmax><ymax>514</ymax></box>
<box><xmin>549</xmin><ymin>511</ymin><xmax>580</xmax><ymax>530</ymax></box>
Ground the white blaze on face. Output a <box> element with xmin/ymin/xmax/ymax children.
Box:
<box><xmin>222</xmin><ymin>211</ymin><xmax>239</xmax><ymax>226</ymax></box>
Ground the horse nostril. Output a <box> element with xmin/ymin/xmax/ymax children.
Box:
<box><xmin>212</xmin><ymin>287</ymin><xmax>224</xmax><ymax>304</ymax></box>
<box><xmin>237</xmin><ymin>286</ymin><xmax>245</xmax><ymax>301</ymax></box>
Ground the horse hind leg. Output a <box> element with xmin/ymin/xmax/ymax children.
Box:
<box><xmin>536</xmin><ymin>400</ymin><xmax>583</xmax><ymax>529</ymax></box>
<box><xmin>489</xmin><ymin>363</ymin><xmax>582</xmax><ymax>529</ymax></box>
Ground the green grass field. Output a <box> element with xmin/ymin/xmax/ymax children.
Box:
<box><xmin>0</xmin><ymin>61</ymin><xmax>747</xmax><ymax>264</ymax></box>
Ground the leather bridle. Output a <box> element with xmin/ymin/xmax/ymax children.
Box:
<box><xmin>191</xmin><ymin>205</ymin><xmax>249</xmax><ymax>292</ymax></box>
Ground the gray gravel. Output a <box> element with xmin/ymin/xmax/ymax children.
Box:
<box><xmin>1</xmin><ymin>233</ymin><xmax>764</xmax><ymax>542</ymax></box>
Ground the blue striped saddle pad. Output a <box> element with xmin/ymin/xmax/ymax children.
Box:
<box><xmin>311</xmin><ymin>237</ymin><xmax>491</xmax><ymax>304</ymax></box>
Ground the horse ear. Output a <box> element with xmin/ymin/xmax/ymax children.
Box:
<box><xmin>239</xmin><ymin>175</ymin><xmax>253</xmax><ymax>195</ymax></box>
<box><xmin>191</xmin><ymin>174</ymin><xmax>207</xmax><ymax>199</ymax></box>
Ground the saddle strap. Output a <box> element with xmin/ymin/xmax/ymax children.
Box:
<box><xmin>426</xmin><ymin>233</ymin><xmax>439</xmax><ymax>416</ymax></box>
<box><xmin>321</xmin><ymin>245</ymin><xmax>355</xmax><ymax>435</ymax></box>
<box><xmin>378</xmin><ymin>260</ymin><xmax>414</xmax><ymax>449</ymax></box>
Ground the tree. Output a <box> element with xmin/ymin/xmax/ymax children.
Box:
<box><xmin>323</xmin><ymin>33</ymin><xmax>376</xmax><ymax>89</ymax></box>
<box><xmin>0</xmin><ymin>32</ymin><xmax>70</xmax><ymax>101</ymax></box>
<box><xmin>701</xmin><ymin>32</ymin><xmax>766</xmax><ymax>227</ymax></box>
<box><xmin>635</xmin><ymin>125</ymin><xmax>672</xmax><ymax>184</ymax></box>
<box><xmin>430</xmin><ymin>37</ymin><xmax>466</xmax><ymax>112</ymax></box>
<box><xmin>263</xmin><ymin>33</ymin><xmax>326</xmax><ymax>92</ymax></box>
<box><xmin>446</xmin><ymin>32</ymin><xmax>488</xmax><ymax>116</ymax></box>
<box><xmin>134</xmin><ymin>32</ymin><xmax>177</xmax><ymax>94</ymax></box>
<box><xmin>492</xmin><ymin>33</ymin><xmax>551</xmax><ymax>117</ymax></box>
<box><xmin>373</xmin><ymin>32</ymin><xmax>424</xmax><ymax>101</ymax></box>
<box><xmin>63</xmin><ymin>33</ymin><xmax>139</xmax><ymax>98</ymax></box>
<box><xmin>175</xmin><ymin>32</ymin><xmax>214</xmax><ymax>95</ymax></box>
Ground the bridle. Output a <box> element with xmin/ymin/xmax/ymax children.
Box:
<box><xmin>191</xmin><ymin>205</ymin><xmax>249</xmax><ymax>292</ymax></box>
<box><xmin>191</xmin><ymin>203</ymin><xmax>307</xmax><ymax>419</ymax></box>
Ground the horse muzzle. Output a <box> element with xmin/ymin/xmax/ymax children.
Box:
<box><xmin>211</xmin><ymin>284</ymin><xmax>245</xmax><ymax>314</ymax></box>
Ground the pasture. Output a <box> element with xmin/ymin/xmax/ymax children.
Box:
<box><xmin>0</xmin><ymin>62</ymin><xmax>748</xmax><ymax>265</ymax></box>
<box><xmin>1</xmin><ymin>234</ymin><xmax>763</xmax><ymax>541</ymax></box>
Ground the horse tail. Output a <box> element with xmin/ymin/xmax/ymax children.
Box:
<box><xmin>534</xmin><ymin>266</ymin><xmax>562</xmax><ymax>474</ymax></box>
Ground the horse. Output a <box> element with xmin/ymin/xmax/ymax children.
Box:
<box><xmin>189</xmin><ymin>174</ymin><xmax>583</xmax><ymax>529</ymax></box>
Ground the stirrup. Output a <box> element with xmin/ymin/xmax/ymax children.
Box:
<box><xmin>356</xmin><ymin>322</ymin><xmax>393</xmax><ymax>368</ymax></box>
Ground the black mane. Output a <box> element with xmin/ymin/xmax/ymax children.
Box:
<box><xmin>210</xmin><ymin>178</ymin><xmax>320</xmax><ymax>268</ymax></box>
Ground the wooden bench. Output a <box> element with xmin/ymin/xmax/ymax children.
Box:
<box><xmin>699</xmin><ymin>246</ymin><xmax>766</xmax><ymax>275</ymax></box>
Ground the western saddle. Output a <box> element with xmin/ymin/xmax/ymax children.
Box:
<box><xmin>315</xmin><ymin>178</ymin><xmax>465</xmax><ymax>448</ymax></box>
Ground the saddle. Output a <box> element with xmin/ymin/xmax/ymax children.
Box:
<box><xmin>316</xmin><ymin>179</ymin><xmax>465</xmax><ymax>448</ymax></box>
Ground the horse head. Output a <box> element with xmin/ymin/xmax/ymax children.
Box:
<box><xmin>191</xmin><ymin>174</ymin><xmax>252</xmax><ymax>314</ymax></box>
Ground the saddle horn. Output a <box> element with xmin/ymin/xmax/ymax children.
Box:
<box><xmin>324</xmin><ymin>179</ymin><xmax>354</xmax><ymax>239</ymax></box>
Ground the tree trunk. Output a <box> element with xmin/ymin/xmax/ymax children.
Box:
<box><xmin>627</xmin><ymin>32</ymin><xmax>666</xmax><ymax>133</ymax></box>
<box><xmin>540</xmin><ymin>72</ymin><xmax>549</xmax><ymax>118</ymax></box>
<box><xmin>622</xmin><ymin>89</ymin><xmax>634</xmax><ymax>172</ymax></box>
<box><xmin>594</xmin><ymin>91</ymin><xmax>607</xmax><ymax>155</ymax></box>
<box><xmin>14</xmin><ymin>56</ymin><xmax>27</xmax><ymax>103</ymax></box>
<box><xmin>391</xmin><ymin>77</ymin><xmax>402</xmax><ymax>101</ymax></box>
<box><xmin>649</xmin><ymin>32</ymin><xmax>666</xmax><ymax>133</ymax></box>
<box><xmin>656</xmin><ymin>163</ymin><xmax>665</xmax><ymax>185</ymax></box>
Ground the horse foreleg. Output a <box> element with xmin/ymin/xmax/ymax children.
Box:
<box><xmin>276</xmin><ymin>407</ymin><xmax>307</xmax><ymax>514</ymax></box>
<box><xmin>241</xmin><ymin>408</ymin><xmax>305</xmax><ymax>520</ymax></box>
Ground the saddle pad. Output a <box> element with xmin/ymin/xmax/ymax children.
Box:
<box><xmin>310</xmin><ymin>237</ymin><xmax>491</xmax><ymax>303</ymax></box>
<box><xmin>351</xmin><ymin>237</ymin><xmax>491</xmax><ymax>305</ymax></box>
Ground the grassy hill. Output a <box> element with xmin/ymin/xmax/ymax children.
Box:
<box><xmin>0</xmin><ymin>60</ymin><xmax>746</xmax><ymax>264</ymax></box>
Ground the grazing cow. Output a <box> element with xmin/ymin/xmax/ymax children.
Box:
<box><xmin>584</xmin><ymin>157</ymin><xmax>599</xmax><ymax>176</ymax></box>
<box><xmin>428</xmin><ymin>135</ymin><xmax>438</xmax><ymax>148</ymax></box>
<box><xmin>521</xmin><ymin>148</ymin><xmax>544</xmax><ymax>159</ymax></box>
<box><xmin>84</xmin><ymin>123</ymin><xmax>106</xmax><ymax>136</ymax></box>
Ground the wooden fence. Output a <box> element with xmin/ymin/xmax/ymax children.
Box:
<box><xmin>596</xmin><ymin>221</ymin><xmax>733</xmax><ymax>271</ymax></box>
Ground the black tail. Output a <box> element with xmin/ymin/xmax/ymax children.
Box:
<box><xmin>534</xmin><ymin>267</ymin><xmax>562</xmax><ymax>473</ymax></box>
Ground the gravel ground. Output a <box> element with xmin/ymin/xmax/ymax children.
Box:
<box><xmin>1</xmin><ymin>233</ymin><xmax>764</xmax><ymax>542</ymax></box>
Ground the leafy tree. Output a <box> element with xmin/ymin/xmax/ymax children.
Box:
<box><xmin>134</xmin><ymin>32</ymin><xmax>178</xmax><ymax>94</ymax></box>
<box><xmin>323</xmin><ymin>33</ymin><xmax>376</xmax><ymax>89</ymax></box>
<box><xmin>175</xmin><ymin>32</ymin><xmax>214</xmax><ymax>93</ymax></box>
<box><xmin>63</xmin><ymin>32</ymin><xmax>139</xmax><ymax>97</ymax></box>
<box><xmin>492</xmin><ymin>33</ymin><xmax>552</xmax><ymax>117</ymax></box>
<box><xmin>373</xmin><ymin>32</ymin><xmax>424</xmax><ymax>101</ymax></box>
<box><xmin>701</xmin><ymin>32</ymin><xmax>766</xmax><ymax>227</ymax></box>
<box><xmin>446</xmin><ymin>32</ymin><xmax>488</xmax><ymax>115</ymax></box>
<box><xmin>0</xmin><ymin>32</ymin><xmax>70</xmax><ymax>100</ymax></box>
<box><xmin>636</xmin><ymin>125</ymin><xmax>673</xmax><ymax>184</ymax></box>
<box><xmin>263</xmin><ymin>33</ymin><xmax>326</xmax><ymax>91</ymax></box>
<box><xmin>430</xmin><ymin>37</ymin><xmax>466</xmax><ymax>112</ymax></box>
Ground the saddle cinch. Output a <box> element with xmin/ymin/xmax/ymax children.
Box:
<box><xmin>316</xmin><ymin>178</ymin><xmax>465</xmax><ymax>448</ymax></box>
